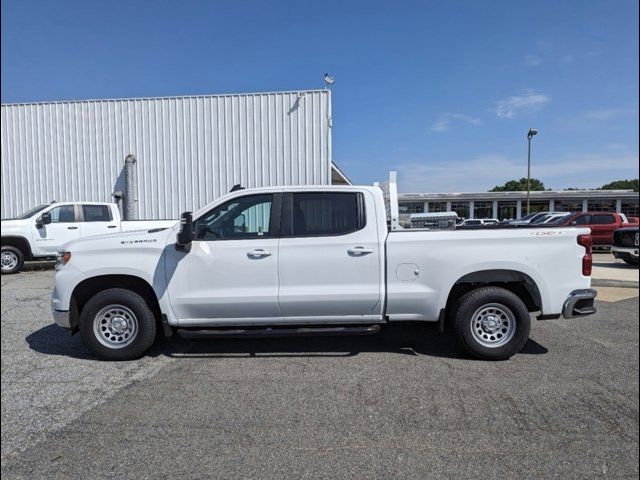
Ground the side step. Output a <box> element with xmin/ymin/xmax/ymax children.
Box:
<box><xmin>176</xmin><ymin>324</ymin><xmax>381</xmax><ymax>339</ymax></box>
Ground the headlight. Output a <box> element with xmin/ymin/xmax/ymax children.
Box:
<box><xmin>56</xmin><ymin>251</ymin><xmax>71</xmax><ymax>268</ymax></box>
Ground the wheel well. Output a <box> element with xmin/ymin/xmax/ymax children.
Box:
<box><xmin>445</xmin><ymin>269</ymin><xmax>542</xmax><ymax>317</ymax></box>
<box><xmin>71</xmin><ymin>275</ymin><xmax>162</xmax><ymax>328</ymax></box>
<box><xmin>1</xmin><ymin>236</ymin><xmax>32</xmax><ymax>260</ymax></box>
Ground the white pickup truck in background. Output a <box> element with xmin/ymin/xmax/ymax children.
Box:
<box><xmin>1</xmin><ymin>202</ymin><xmax>176</xmax><ymax>274</ymax></box>
<box><xmin>51</xmin><ymin>179</ymin><xmax>597</xmax><ymax>361</ymax></box>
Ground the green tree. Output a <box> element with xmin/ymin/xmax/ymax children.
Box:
<box><xmin>600</xmin><ymin>179</ymin><xmax>639</xmax><ymax>192</ymax></box>
<box><xmin>490</xmin><ymin>178</ymin><xmax>546</xmax><ymax>192</ymax></box>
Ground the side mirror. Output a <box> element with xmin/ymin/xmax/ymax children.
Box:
<box><xmin>36</xmin><ymin>212</ymin><xmax>51</xmax><ymax>228</ymax></box>
<box><xmin>176</xmin><ymin>211</ymin><xmax>193</xmax><ymax>250</ymax></box>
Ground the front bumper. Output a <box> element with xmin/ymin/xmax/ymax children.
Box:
<box><xmin>611</xmin><ymin>245</ymin><xmax>639</xmax><ymax>259</ymax></box>
<box><xmin>52</xmin><ymin>308</ymin><xmax>71</xmax><ymax>328</ymax></box>
<box><xmin>562</xmin><ymin>289</ymin><xmax>597</xmax><ymax>319</ymax></box>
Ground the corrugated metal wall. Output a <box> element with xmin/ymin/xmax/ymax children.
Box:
<box><xmin>1</xmin><ymin>90</ymin><xmax>332</xmax><ymax>219</ymax></box>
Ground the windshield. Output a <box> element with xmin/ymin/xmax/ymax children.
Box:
<box><xmin>546</xmin><ymin>214</ymin><xmax>571</xmax><ymax>225</ymax></box>
<box><xmin>531</xmin><ymin>215</ymin><xmax>551</xmax><ymax>224</ymax></box>
<box><xmin>518</xmin><ymin>213</ymin><xmax>538</xmax><ymax>221</ymax></box>
<box><xmin>15</xmin><ymin>204</ymin><xmax>48</xmax><ymax>220</ymax></box>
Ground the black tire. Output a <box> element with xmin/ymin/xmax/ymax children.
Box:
<box><xmin>80</xmin><ymin>288</ymin><xmax>157</xmax><ymax>360</ymax></box>
<box><xmin>1</xmin><ymin>246</ymin><xmax>24</xmax><ymax>274</ymax></box>
<box><xmin>623</xmin><ymin>257</ymin><xmax>639</xmax><ymax>266</ymax></box>
<box><xmin>453</xmin><ymin>286</ymin><xmax>531</xmax><ymax>360</ymax></box>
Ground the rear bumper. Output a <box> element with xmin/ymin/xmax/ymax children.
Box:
<box><xmin>562</xmin><ymin>289</ymin><xmax>597</xmax><ymax>319</ymax></box>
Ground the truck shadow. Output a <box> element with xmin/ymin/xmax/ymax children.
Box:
<box><xmin>26</xmin><ymin>323</ymin><xmax>548</xmax><ymax>361</ymax></box>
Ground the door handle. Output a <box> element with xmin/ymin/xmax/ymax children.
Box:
<box><xmin>247</xmin><ymin>249</ymin><xmax>273</xmax><ymax>257</ymax></box>
<box><xmin>347</xmin><ymin>246</ymin><xmax>374</xmax><ymax>255</ymax></box>
<box><xmin>107</xmin><ymin>225</ymin><xmax>117</xmax><ymax>228</ymax></box>
<box><xmin>67</xmin><ymin>226</ymin><xmax>78</xmax><ymax>230</ymax></box>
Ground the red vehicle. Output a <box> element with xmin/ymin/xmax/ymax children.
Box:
<box><xmin>556</xmin><ymin>212</ymin><xmax>639</xmax><ymax>246</ymax></box>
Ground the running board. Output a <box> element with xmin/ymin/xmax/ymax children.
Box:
<box><xmin>176</xmin><ymin>325</ymin><xmax>381</xmax><ymax>339</ymax></box>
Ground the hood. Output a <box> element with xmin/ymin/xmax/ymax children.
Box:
<box><xmin>62</xmin><ymin>225</ymin><xmax>177</xmax><ymax>253</ymax></box>
<box><xmin>1</xmin><ymin>218</ymin><xmax>32</xmax><ymax>234</ymax></box>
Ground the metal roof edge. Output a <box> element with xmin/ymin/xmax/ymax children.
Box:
<box><xmin>1</xmin><ymin>88</ymin><xmax>329</xmax><ymax>107</ymax></box>
<box><xmin>331</xmin><ymin>162</ymin><xmax>352</xmax><ymax>185</ymax></box>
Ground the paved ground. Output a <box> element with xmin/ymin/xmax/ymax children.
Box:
<box><xmin>1</xmin><ymin>270</ymin><xmax>638</xmax><ymax>479</ymax></box>
<box><xmin>592</xmin><ymin>252</ymin><xmax>639</xmax><ymax>287</ymax></box>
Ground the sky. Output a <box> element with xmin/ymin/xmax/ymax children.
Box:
<box><xmin>2</xmin><ymin>0</ymin><xmax>638</xmax><ymax>192</ymax></box>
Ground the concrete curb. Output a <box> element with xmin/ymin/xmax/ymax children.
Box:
<box><xmin>592</xmin><ymin>279</ymin><xmax>639</xmax><ymax>289</ymax></box>
<box><xmin>22</xmin><ymin>261</ymin><xmax>55</xmax><ymax>272</ymax></box>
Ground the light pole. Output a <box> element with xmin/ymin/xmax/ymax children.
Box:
<box><xmin>526</xmin><ymin>128</ymin><xmax>538</xmax><ymax>215</ymax></box>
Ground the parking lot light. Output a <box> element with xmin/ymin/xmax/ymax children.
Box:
<box><xmin>526</xmin><ymin>128</ymin><xmax>538</xmax><ymax>215</ymax></box>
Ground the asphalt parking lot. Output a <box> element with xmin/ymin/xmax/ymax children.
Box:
<box><xmin>1</xmin><ymin>270</ymin><xmax>638</xmax><ymax>479</ymax></box>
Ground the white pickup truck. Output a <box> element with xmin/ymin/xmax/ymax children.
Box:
<box><xmin>1</xmin><ymin>202</ymin><xmax>176</xmax><ymax>274</ymax></box>
<box><xmin>51</xmin><ymin>182</ymin><xmax>597</xmax><ymax>361</ymax></box>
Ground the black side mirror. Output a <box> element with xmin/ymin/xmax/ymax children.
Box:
<box><xmin>36</xmin><ymin>212</ymin><xmax>51</xmax><ymax>229</ymax></box>
<box><xmin>176</xmin><ymin>212</ymin><xmax>193</xmax><ymax>250</ymax></box>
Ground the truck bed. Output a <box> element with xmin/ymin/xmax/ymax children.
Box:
<box><xmin>384</xmin><ymin>226</ymin><xmax>591</xmax><ymax>322</ymax></box>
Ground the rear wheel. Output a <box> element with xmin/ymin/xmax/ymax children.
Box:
<box><xmin>623</xmin><ymin>257</ymin><xmax>639</xmax><ymax>266</ymax></box>
<box><xmin>453</xmin><ymin>287</ymin><xmax>531</xmax><ymax>360</ymax></box>
<box><xmin>1</xmin><ymin>246</ymin><xmax>24</xmax><ymax>274</ymax></box>
<box><xmin>80</xmin><ymin>288</ymin><xmax>157</xmax><ymax>360</ymax></box>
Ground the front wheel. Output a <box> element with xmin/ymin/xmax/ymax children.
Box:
<box><xmin>623</xmin><ymin>257</ymin><xmax>639</xmax><ymax>266</ymax></box>
<box><xmin>1</xmin><ymin>246</ymin><xmax>24</xmax><ymax>274</ymax></box>
<box><xmin>79</xmin><ymin>288</ymin><xmax>157</xmax><ymax>360</ymax></box>
<box><xmin>453</xmin><ymin>287</ymin><xmax>531</xmax><ymax>360</ymax></box>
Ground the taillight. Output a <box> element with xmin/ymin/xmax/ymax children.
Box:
<box><xmin>577</xmin><ymin>234</ymin><xmax>592</xmax><ymax>276</ymax></box>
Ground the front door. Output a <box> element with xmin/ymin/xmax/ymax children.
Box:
<box><xmin>166</xmin><ymin>193</ymin><xmax>282</xmax><ymax>324</ymax></box>
<box><xmin>34</xmin><ymin>204</ymin><xmax>81</xmax><ymax>255</ymax></box>
<box><xmin>277</xmin><ymin>191</ymin><xmax>383</xmax><ymax>321</ymax></box>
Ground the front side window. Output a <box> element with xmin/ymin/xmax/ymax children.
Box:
<box><xmin>195</xmin><ymin>194</ymin><xmax>272</xmax><ymax>240</ymax></box>
<box><xmin>291</xmin><ymin>192</ymin><xmax>362</xmax><ymax>237</ymax></box>
<box><xmin>49</xmin><ymin>205</ymin><xmax>76</xmax><ymax>223</ymax></box>
<box><xmin>572</xmin><ymin>215</ymin><xmax>591</xmax><ymax>225</ymax></box>
<box><xmin>82</xmin><ymin>205</ymin><xmax>112</xmax><ymax>222</ymax></box>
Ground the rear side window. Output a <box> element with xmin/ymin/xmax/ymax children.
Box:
<box><xmin>82</xmin><ymin>205</ymin><xmax>112</xmax><ymax>222</ymax></box>
<box><xmin>291</xmin><ymin>192</ymin><xmax>363</xmax><ymax>237</ymax></box>
<box><xmin>591</xmin><ymin>214</ymin><xmax>615</xmax><ymax>225</ymax></box>
<box><xmin>465</xmin><ymin>220</ymin><xmax>481</xmax><ymax>226</ymax></box>
<box><xmin>49</xmin><ymin>205</ymin><xmax>76</xmax><ymax>223</ymax></box>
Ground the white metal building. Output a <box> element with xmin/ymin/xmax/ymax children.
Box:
<box><xmin>1</xmin><ymin>89</ymin><xmax>344</xmax><ymax>219</ymax></box>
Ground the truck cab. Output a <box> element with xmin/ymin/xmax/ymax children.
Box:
<box><xmin>558</xmin><ymin>212</ymin><xmax>639</xmax><ymax>246</ymax></box>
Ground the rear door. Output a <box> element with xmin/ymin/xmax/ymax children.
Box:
<box><xmin>277</xmin><ymin>191</ymin><xmax>383</xmax><ymax>321</ymax></box>
<box><xmin>589</xmin><ymin>213</ymin><xmax>617</xmax><ymax>245</ymax></box>
<box><xmin>35</xmin><ymin>204</ymin><xmax>81</xmax><ymax>254</ymax></box>
<box><xmin>78</xmin><ymin>204</ymin><xmax>119</xmax><ymax>238</ymax></box>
